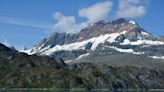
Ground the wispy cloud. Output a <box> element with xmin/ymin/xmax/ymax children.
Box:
<box><xmin>53</xmin><ymin>1</ymin><xmax>113</xmax><ymax>33</ymax></box>
<box><xmin>0</xmin><ymin>16</ymin><xmax>53</xmax><ymax>30</ymax></box>
<box><xmin>116</xmin><ymin>0</ymin><xmax>147</xmax><ymax>18</ymax></box>
<box><xmin>0</xmin><ymin>39</ymin><xmax>11</xmax><ymax>47</ymax></box>
<box><xmin>0</xmin><ymin>39</ymin><xmax>27</xmax><ymax>51</ymax></box>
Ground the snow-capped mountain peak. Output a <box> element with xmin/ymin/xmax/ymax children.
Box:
<box><xmin>129</xmin><ymin>20</ymin><xmax>136</xmax><ymax>25</ymax></box>
<box><xmin>26</xmin><ymin>19</ymin><xmax>164</xmax><ymax>62</ymax></box>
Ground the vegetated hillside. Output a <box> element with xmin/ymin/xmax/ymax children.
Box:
<box><xmin>0</xmin><ymin>43</ymin><xmax>164</xmax><ymax>89</ymax></box>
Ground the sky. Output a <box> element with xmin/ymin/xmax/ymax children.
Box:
<box><xmin>0</xmin><ymin>0</ymin><xmax>164</xmax><ymax>49</ymax></box>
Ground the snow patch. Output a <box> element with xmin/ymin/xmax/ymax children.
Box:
<box><xmin>30</xmin><ymin>43</ymin><xmax>45</xmax><ymax>54</ymax></box>
<box><xmin>144</xmin><ymin>40</ymin><xmax>164</xmax><ymax>45</ymax></box>
<box><xmin>106</xmin><ymin>33</ymin><xmax>120</xmax><ymax>43</ymax></box>
<box><xmin>120</xmin><ymin>39</ymin><xmax>164</xmax><ymax>45</ymax></box>
<box><xmin>107</xmin><ymin>46</ymin><xmax>134</xmax><ymax>53</ymax></box>
<box><xmin>149</xmin><ymin>56</ymin><xmax>164</xmax><ymax>59</ymax></box>
<box><xmin>65</xmin><ymin>60</ymin><xmax>72</xmax><ymax>63</ymax></box>
<box><xmin>65</xmin><ymin>53</ymin><xmax>90</xmax><ymax>63</ymax></box>
<box><xmin>104</xmin><ymin>46</ymin><xmax>145</xmax><ymax>55</ymax></box>
<box><xmin>141</xmin><ymin>31</ymin><xmax>150</xmax><ymax>36</ymax></box>
<box><xmin>77</xmin><ymin>53</ymin><xmax>90</xmax><ymax>59</ymax></box>
<box><xmin>20</xmin><ymin>49</ymin><xmax>33</xmax><ymax>55</ymax></box>
<box><xmin>129</xmin><ymin>20</ymin><xmax>136</xmax><ymax>25</ymax></box>
<box><xmin>120</xmin><ymin>30</ymin><xmax>127</xmax><ymax>34</ymax></box>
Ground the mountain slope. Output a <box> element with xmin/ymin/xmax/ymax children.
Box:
<box><xmin>1</xmin><ymin>43</ymin><xmax>164</xmax><ymax>89</ymax></box>
<box><xmin>27</xmin><ymin>18</ymin><xmax>164</xmax><ymax>63</ymax></box>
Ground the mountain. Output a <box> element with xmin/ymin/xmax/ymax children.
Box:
<box><xmin>27</xmin><ymin>18</ymin><xmax>164</xmax><ymax>65</ymax></box>
<box><xmin>0</xmin><ymin>43</ymin><xmax>66</xmax><ymax>68</ymax></box>
<box><xmin>1</xmin><ymin>43</ymin><xmax>164</xmax><ymax>89</ymax></box>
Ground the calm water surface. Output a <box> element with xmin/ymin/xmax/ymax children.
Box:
<box><xmin>0</xmin><ymin>89</ymin><xmax>164</xmax><ymax>92</ymax></box>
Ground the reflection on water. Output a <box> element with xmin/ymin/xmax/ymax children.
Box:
<box><xmin>0</xmin><ymin>89</ymin><xmax>164</xmax><ymax>92</ymax></box>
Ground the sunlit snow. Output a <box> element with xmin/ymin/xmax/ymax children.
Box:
<box><xmin>41</xmin><ymin>33</ymin><xmax>120</xmax><ymax>55</ymax></box>
<box><xmin>120</xmin><ymin>39</ymin><xmax>164</xmax><ymax>45</ymax></box>
<box><xmin>149</xmin><ymin>56</ymin><xmax>164</xmax><ymax>59</ymax></box>
<box><xmin>104</xmin><ymin>45</ymin><xmax>145</xmax><ymax>55</ymax></box>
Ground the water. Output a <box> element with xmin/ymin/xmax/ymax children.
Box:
<box><xmin>0</xmin><ymin>89</ymin><xmax>164</xmax><ymax>92</ymax></box>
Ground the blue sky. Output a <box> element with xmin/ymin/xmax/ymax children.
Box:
<box><xmin>0</xmin><ymin>0</ymin><xmax>164</xmax><ymax>48</ymax></box>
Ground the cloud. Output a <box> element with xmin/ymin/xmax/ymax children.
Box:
<box><xmin>53</xmin><ymin>12</ymin><xmax>89</xmax><ymax>33</ymax></box>
<box><xmin>0</xmin><ymin>39</ymin><xmax>26</xmax><ymax>51</ymax></box>
<box><xmin>79</xmin><ymin>1</ymin><xmax>113</xmax><ymax>23</ymax></box>
<box><xmin>0</xmin><ymin>39</ymin><xmax>11</xmax><ymax>47</ymax></box>
<box><xmin>53</xmin><ymin>12</ymin><xmax>78</xmax><ymax>33</ymax></box>
<box><xmin>0</xmin><ymin>16</ymin><xmax>52</xmax><ymax>30</ymax></box>
<box><xmin>116</xmin><ymin>0</ymin><xmax>147</xmax><ymax>18</ymax></box>
<box><xmin>53</xmin><ymin>1</ymin><xmax>113</xmax><ymax>33</ymax></box>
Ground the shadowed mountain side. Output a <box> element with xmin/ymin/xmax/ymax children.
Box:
<box><xmin>0</xmin><ymin>43</ymin><xmax>164</xmax><ymax>89</ymax></box>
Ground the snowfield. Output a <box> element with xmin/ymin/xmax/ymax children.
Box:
<box><xmin>41</xmin><ymin>33</ymin><xmax>120</xmax><ymax>55</ymax></box>
<box><xmin>22</xmin><ymin>30</ymin><xmax>163</xmax><ymax>61</ymax></box>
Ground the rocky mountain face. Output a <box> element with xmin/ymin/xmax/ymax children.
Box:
<box><xmin>31</xmin><ymin>18</ymin><xmax>144</xmax><ymax>52</ymax></box>
<box><xmin>27</xmin><ymin>18</ymin><xmax>164</xmax><ymax>64</ymax></box>
<box><xmin>1</xmin><ymin>43</ymin><xmax>164</xmax><ymax>89</ymax></box>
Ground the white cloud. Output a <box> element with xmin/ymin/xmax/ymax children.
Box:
<box><xmin>53</xmin><ymin>1</ymin><xmax>113</xmax><ymax>33</ymax></box>
<box><xmin>116</xmin><ymin>0</ymin><xmax>146</xmax><ymax>18</ymax></box>
<box><xmin>79</xmin><ymin>1</ymin><xmax>113</xmax><ymax>23</ymax></box>
<box><xmin>53</xmin><ymin>12</ymin><xmax>89</xmax><ymax>33</ymax></box>
<box><xmin>53</xmin><ymin>12</ymin><xmax>78</xmax><ymax>33</ymax></box>
<box><xmin>0</xmin><ymin>39</ymin><xmax>11</xmax><ymax>47</ymax></box>
<box><xmin>0</xmin><ymin>39</ymin><xmax>26</xmax><ymax>51</ymax></box>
